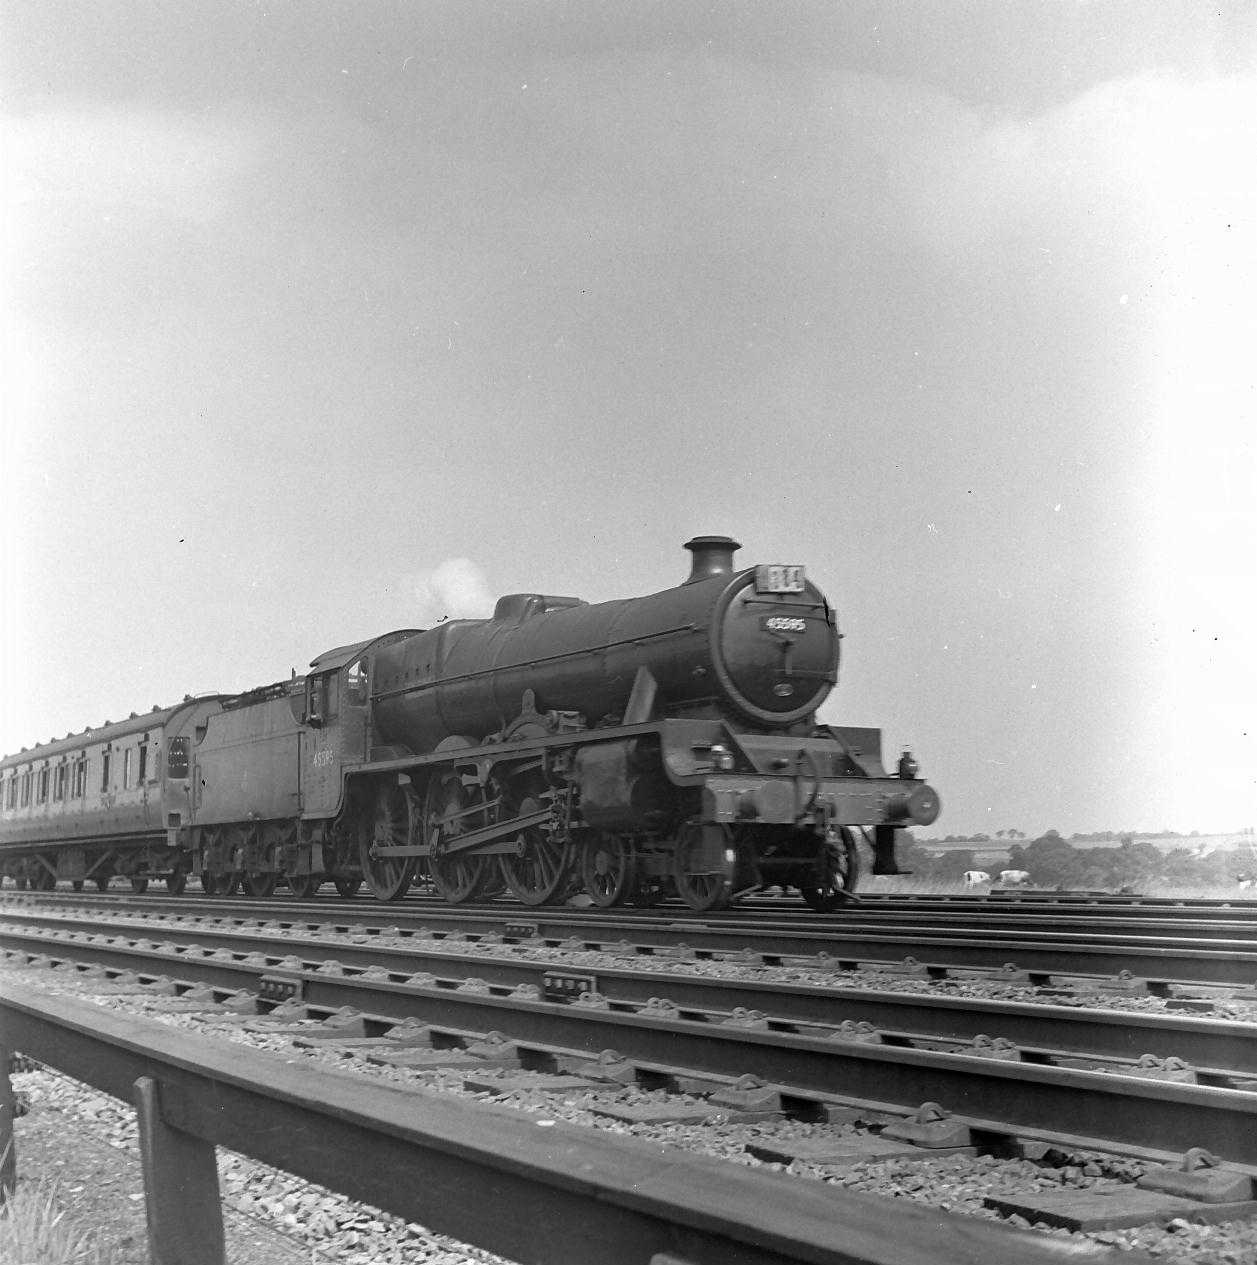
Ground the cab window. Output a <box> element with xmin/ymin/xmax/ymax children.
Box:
<box><xmin>306</xmin><ymin>676</ymin><xmax>326</xmax><ymax>725</ymax></box>
<box><xmin>306</xmin><ymin>672</ymin><xmax>338</xmax><ymax>725</ymax></box>
<box><xmin>345</xmin><ymin>659</ymin><xmax>369</xmax><ymax>706</ymax></box>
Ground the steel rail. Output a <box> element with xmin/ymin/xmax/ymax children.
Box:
<box><xmin>12</xmin><ymin>887</ymin><xmax>1257</xmax><ymax>940</ymax></box>
<box><xmin>0</xmin><ymin>982</ymin><xmax>1139</xmax><ymax>1265</ymax></box>
<box><xmin>19</xmin><ymin>885</ymin><xmax>1257</xmax><ymax>923</ymax></box>
<box><xmin>13</xmin><ymin>886</ymin><xmax>1257</xmax><ymax>924</ymax></box>
<box><xmin>729</xmin><ymin>906</ymin><xmax>1257</xmax><ymax>941</ymax></box>
<box><xmin>6</xmin><ymin>893</ymin><xmax>1257</xmax><ymax>984</ymax></box>
<box><xmin>2</xmin><ymin>917</ymin><xmax>1254</xmax><ymax>1074</ymax></box>
<box><xmin>853</xmin><ymin>893</ymin><xmax>1257</xmax><ymax>915</ymax></box>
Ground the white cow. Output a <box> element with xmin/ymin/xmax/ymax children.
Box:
<box><xmin>963</xmin><ymin>870</ymin><xmax>991</xmax><ymax>888</ymax></box>
<box><xmin>999</xmin><ymin>869</ymin><xmax>1031</xmax><ymax>886</ymax></box>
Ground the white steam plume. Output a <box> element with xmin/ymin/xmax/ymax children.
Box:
<box><xmin>411</xmin><ymin>558</ymin><xmax>495</xmax><ymax>627</ymax></box>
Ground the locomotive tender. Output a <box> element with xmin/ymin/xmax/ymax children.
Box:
<box><xmin>0</xmin><ymin>537</ymin><xmax>938</xmax><ymax>910</ymax></box>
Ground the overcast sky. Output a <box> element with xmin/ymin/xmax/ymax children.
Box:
<box><xmin>2</xmin><ymin>2</ymin><xmax>1254</xmax><ymax>838</ymax></box>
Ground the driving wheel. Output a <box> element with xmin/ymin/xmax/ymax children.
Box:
<box><xmin>359</xmin><ymin>780</ymin><xmax>418</xmax><ymax>902</ymax></box>
<box><xmin>426</xmin><ymin>774</ymin><xmax>493</xmax><ymax>903</ymax></box>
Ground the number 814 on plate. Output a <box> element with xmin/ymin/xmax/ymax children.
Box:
<box><xmin>755</xmin><ymin>564</ymin><xmax>806</xmax><ymax>594</ymax></box>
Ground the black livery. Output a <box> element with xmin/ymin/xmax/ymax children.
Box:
<box><xmin>1</xmin><ymin>537</ymin><xmax>938</xmax><ymax>910</ymax></box>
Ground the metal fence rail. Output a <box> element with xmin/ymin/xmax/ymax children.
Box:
<box><xmin>0</xmin><ymin>981</ymin><xmax>1137</xmax><ymax>1265</ymax></box>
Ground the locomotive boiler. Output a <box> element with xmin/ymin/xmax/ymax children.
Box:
<box><xmin>346</xmin><ymin>536</ymin><xmax>939</xmax><ymax>909</ymax></box>
<box><xmin>371</xmin><ymin>536</ymin><xmax>840</xmax><ymax>748</ymax></box>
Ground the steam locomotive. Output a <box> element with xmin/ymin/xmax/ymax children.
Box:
<box><xmin>0</xmin><ymin>536</ymin><xmax>938</xmax><ymax>910</ymax></box>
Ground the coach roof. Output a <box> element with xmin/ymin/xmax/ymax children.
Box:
<box><xmin>0</xmin><ymin>699</ymin><xmax>206</xmax><ymax>769</ymax></box>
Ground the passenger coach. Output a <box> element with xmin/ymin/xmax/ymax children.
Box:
<box><xmin>0</xmin><ymin>698</ymin><xmax>222</xmax><ymax>891</ymax></box>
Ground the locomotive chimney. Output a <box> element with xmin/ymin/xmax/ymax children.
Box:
<box><xmin>683</xmin><ymin>535</ymin><xmax>741</xmax><ymax>585</ymax></box>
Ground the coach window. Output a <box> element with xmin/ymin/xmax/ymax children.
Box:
<box><xmin>5</xmin><ymin>776</ymin><xmax>15</xmax><ymax>809</ymax></box>
<box><xmin>20</xmin><ymin>769</ymin><xmax>31</xmax><ymax>806</ymax></box>
<box><xmin>72</xmin><ymin>756</ymin><xmax>87</xmax><ymax>798</ymax></box>
<box><xmin>37</xmin><ymin>767</ymin><xmax>49</xmax><ymax>804</ymax></box>
<box><xmin>138</xmin><ymin>738</ymin><xmax>149</xmax><ymax>783</ymax></box>
<box><xmin>123</xmin><ymin>748</ymin><xmax>133</xmax><ymax>788</ymax></box>
<box><xmin>101</xmin><ymin>750</ymin><xmax>111</xmax><ymax>791</ymax></box>
<box><xmin>53</xmin><ymin>763</ymin><xmax>67</xmax><ymax>801</ymax></box>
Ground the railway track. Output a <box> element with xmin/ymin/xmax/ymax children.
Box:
<box><xmin>19</xmin><ymin>881</ymin><xmax>1257</xmax><ymax>911</ymax></box>
<box><xmin>16</xmin><ymin>882</ymin><xmax>1257</xmax><ymax>930</ymax></box>
<box><xmin>19</xmin><ymin>883</ymin><xmax>1257</xmax><ymax>938</ymax></box>
<box><xmin>5</xmin><ymin>891</ymin><xmax>1257</xmax><ymax>1260</ymax></box>
<box><xmin>3</xmin><ymin>976</ymin><xmax>1155</xmax><ymax>1265</ymax></box>
<box><xmin>3</xmin><ymin>898</ymin><xmax>1255</xmax><ymax>1164</ymax></box>
<box><xmin>8</xmin><ymin>888</ymin><xmax>1257</xmax><ymax>984</ymax></box>
<box><xmin>850</xmin><ymin>891</ymin><xmax>1257</xmax><ymax>918</ymax></box>
<box><xmin>1</xmin><ymin>901</ymin><xmax>1254</xmax><ymax>1071</ymax></box>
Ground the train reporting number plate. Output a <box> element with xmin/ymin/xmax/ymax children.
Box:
<box><xmin>756</xmin><ymin>564</ymin><xmax>806</xmax><ymax>594</ymax></box>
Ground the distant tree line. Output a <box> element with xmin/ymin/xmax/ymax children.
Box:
<box><xmin>896</xmin><ymin>830</ymin><xmax>1256</xmax><ymax>889</ymax></box>
<box><xmin>924</xmin><ymin>827</ymin><xmax>1254</xmax><ymax>844</ymax></box>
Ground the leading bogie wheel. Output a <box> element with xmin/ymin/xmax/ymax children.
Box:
<box><xmin>166</xmin><ymin>870</ymin><xmax>188</xmax><ymax>896</ymax></box>
<box><xmin>333</xmin><ymin>876</ymin><xmax>363</xmax><ymax>899</ymax></box>
<box><xmin>671</xmin><ymin>821</ymin><xmax>734</xmax><ymax>912</ymax></box>
<box><xmin>426</xmin><ymin>774</ymin><xmax>493</xmax><ymax>904</ymax></box>
<box><xmin>358</xmin><ymin>780</ymin><xmax>418</xmax><ymax>902</ymax></box>
<box><xmin>798</xmin><ymin>826</ymin><xmax>861</xmax><ymax>912</ymax></box>
<box><xmin>580</xmin><ymin>834</ymin><xmax>636</xmax><ymax>907</ymax></box>
<box><xmin>95</xmin><ymin>875</ymin><xmax>111</xmax><ymax>892</ymax></box>
<box><xmin>130</xmin><ymin>876</ymin><xmax>149</xmax><ymax>895</ymax></box>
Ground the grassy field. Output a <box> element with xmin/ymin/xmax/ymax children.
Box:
<box><xmin>0</xmin><ymin>1168</ymin><xmax>119</xmax><ymax>1265</ymax></box>
<box><xmin>860</xmin><ymin>873</ymin><xmax>1255</xmax><ymax>898</ymax></box>
<box><xmin>871</xmin><ymin>831</ymin><xmax>1256</xmax><ymax>898</ymax></box>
